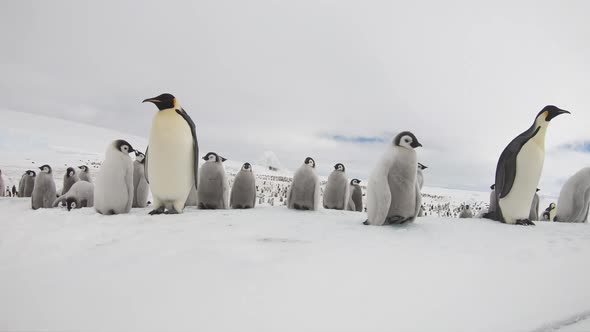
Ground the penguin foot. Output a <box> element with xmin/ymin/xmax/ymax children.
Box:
<box><xmin>149</xmin><ymin>207</ymin><xmax>165</xmax><ymax>215</ymax></box>
<box><xmin>363</xmin><ymin>220</ymin><xmax>370</xmax><ymax>225</ymax></box>
<box><xmin>164</xmin><ymin>208</ymin><xmax>179</xmax><ymax>215</ymax></box>
<box><xmin>385</xmin><ymin>216</ymin><xmax>410</xmax><ymax>225</ymax></box>
<box><xmin>515</xmin><ymin>219</ymin><xmax>536</xmax><ymax>226</ymax></box>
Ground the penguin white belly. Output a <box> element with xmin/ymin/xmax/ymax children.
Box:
<box><xmin>500</xmin><ymin>142</ymin><xmax>544</xmax><ymax>224</ymax></box>
<box><xmin>148</xmin><ymin>110</ymin><xmax>193</xmax><ymax>202</ymax></box>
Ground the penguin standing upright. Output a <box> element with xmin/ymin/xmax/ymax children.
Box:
<box><xmin>230</xmin><ymin>163</ymin><xmax>256</xmax><ymax>209</ymax></box>
<box><xmin>61</xmin><ymin>167</ymin><xmax>79</xmax><ymax>195</ymax></box>
<box><xmin>143</xmin><ymin>93</ymin><xmax>199</xmax><ymax>215</ymax></box>
<box><xmin>132</xmin><ymin>151</ymin><xmax>149</xmax><ymax>208</ymax></box>
<box><xmin>365</xmin><ymin>131</ymin><xmax>423</xmax><ymax>225</ymax></box>
<box><xmin>78</xmin><ymin>165</ymin><xmax>92</xmax><ymax>183</ymax></box>
<box><xmin>18</xmin><ymin>172</ymin><xmax>28</xmax><ymax>197</ymax></box>
<box><xmin>347</xmin><ymin>179</ymin><xmax>363</xmax><ymax>212</ymax></box>
<box><xmin>23</xmin><ymin>170</ymin><xmax>36</xmax><ymax>197</ymax></box>
<box><xmin>542</xmin><ymin>203</ymin><xmax>557</xmax><ymax>221</ymax></box>
<box><xmin>487</xmin><ymin>184</ymin><xmax>497</xmax><ymax>216</ymax></box>
<box><xmin>554</xmin><ymin>167</ymin><xmax>590</xmax><ymax>223</ymax></box>
<box><xmin>417</xmin><ymin>163</ymin><xmax>428</xmax><ymax>190</ymax></box>
<box><xmin>287</xmin><ymin>157</ymin><xmax>320</xmax><ymax>211</ymax></box>
<box><xmin>94</xmin><ymin>140</ymin><xmax>135</xmax><ymax>215</ymax></box>
<box><xmin>529</xmin><ymin>188</ymin><xmax>540</xmax><ymax>221</ymax></box>
<box><xmin>323</xmin><ymin>163</ymin><xmax>350</xmax><ymax>210</ymax></box>
<box><xmin>492</xmin><ymin>106</ymin><xmax>570</xmax><ymax>225</ymax></box>
<box><xmin>31</xmin><ymin>165</ymin><xmax>57</xmax><ymax>209</ymax></box>
<box><xmin>197</xmin><ymin>152</ymin><xmax>229</xmax><ymax>209</ymax></box>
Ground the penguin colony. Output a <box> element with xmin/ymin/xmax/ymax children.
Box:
<box><xmin>4</xmin><ymin>97</ymin><xmax>586</xmax><ymax>224</ymax></box>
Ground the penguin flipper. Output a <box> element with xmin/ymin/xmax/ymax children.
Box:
<box><xmin>176</xmin><ymin>108</ymin><xmax>199</xmax><ymax>189</ymax></box>
<box><xmin>367</xmin><ymin>176</ymin><xmax>391</xmax><ymax>226</ymax></box>
<box><xmin>144</xmin><ymin>147</ymin><xmax>149</xmax><ymax>184</ymax></box>
<box><xmin>495</xmin><ymin>126</ymin><xmax>540</xmax><ymax>199</ymax></box>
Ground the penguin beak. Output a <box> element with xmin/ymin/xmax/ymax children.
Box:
<box><xmin>202</xmin><ymin>156</ymin><xmax>208</xmax><ymax>161</ymax></box>
<box><xmin>411</xmin><ymin>141</ymin><xmax>423</xmax><ymax>148</ymax></box>
<box><xmin>221</xmin><ymin>157</ymin><xmax>227</xmax><ymax>162</ymax></box>
<box><xmin>142</xmin><ymin>97</ymin><xmax>160</xmax><ymax>104</ymax></box>
<box><xmin>546</xmin><ymin>108</ymin><xmax>570</xmax><ymax>121</ymax></box>
<box><xmin>134</xmin><ymin>150</ymin><xmax>141</xmax><ymax>157</ymax></box>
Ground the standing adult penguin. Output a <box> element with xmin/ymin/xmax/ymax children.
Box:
<box><xmin>542</xmin><ymin>203</ymin><xmax>557</xmax><ymax>221</ymax></box>
<box><xmin>61</xmin><ymin>167</ymin><xmax>79</xmax><ymax>195</ymax></box>
<box><xmin>197</xmin><ymin>152</ymin><xmax>229</xmax><ymax>209</ymax></box>
<box><xmin>417</xmin><ymin>163</ymin><xmax>428</xmax><ymax>190</ymax></box>
<box><xmin>347</xmin><ymin>179</ymin><xmax>363</xmax><ymax>212</ymax></box>
<box><xmin>23</xmin><ymin>170</ymin><xmax>36</xmax><ymax>197</ymax></box>
<box><xmin>31</xmin><ymin>165</ymin><xmax>57</xmax><ymax>209</ymax></box>
<box><xmin>365</xmin><ymin>131</ymin><xmax>423</xmax><ymax>225</ymax></box>
<box><xmin>529</xmin><ymin>188</ymin><xmax>540</xmax><ymax>221</ymax></box>
<box><xmin>287</xmin><ymin>157</ymin><xmax>320</xmax><ymax>211</ymax></box>
<box><xmin>323</xmin><ymin>163</ymin><xmax>350</xmax><ymax>210</ymax></box>
<box><xmin>78</xmin><ymin>165</ymin><xmax>92</xmax><ymax>183</ymax></box>
<box><xmin>132</xmin><ymin>151</ymin><xmax>150</xmax><ymax>208</ymax></box>
<box><xmin>230</xmin><ymin>162</ymin><xmax>256</xmax><ymax>209</ymax></box>
<box><xmin>94</xmin><ymin>140</ymin><xmax>135</xmax><ymax>215</ymax></box>
<box><xmin>143</xmin><ymin>93</ymin><xmax>199</xmax><ymax>215</ymax></box>
<box><xmin>554</xmin><ymin>168</ymin><xmax>590</xmax><ymax>223</ymax></box>
<box><xmin>491</xmin><ymin>106</ymin><xmax>570</xmax><ymax>225</ymax></box>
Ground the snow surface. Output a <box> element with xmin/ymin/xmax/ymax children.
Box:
<box><xmin>1</xmin><ymin>198</ymin><xmax>590</xmax><ymax>332</ymax></box>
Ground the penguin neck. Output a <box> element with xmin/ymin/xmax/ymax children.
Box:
<box><xmin>530</xmin><ymin>121</ymin><xmax>549</xmax><ymax>149</ymax></box>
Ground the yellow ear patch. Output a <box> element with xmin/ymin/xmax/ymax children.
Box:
<box><xmin>542</xmin><ymin>111</ymin><xmax>548</xmax><ymax>119</ymax></box>
<box><xmin>173</xmin><ymin>97</ymin><xmax>178</xmax><ymax>108</ymax></box>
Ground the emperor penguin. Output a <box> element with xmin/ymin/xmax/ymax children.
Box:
<box><xmin>287</xmin><ymin>157</ymin><xmax>321</xmax><ymax>211</ymax></box>
<box><xmin>18</xmin><ymin>172</ymin><xmax>28</xmax><ymax>197</ymax></box>
<box><xmin>347</xmin><ymin>179</ymin><xmax>363</xmax><ymax>212</ymax></box>
<box><xmin>491</xmin><ymin>105</ymin><xmax>570</xmax><ymax>226</ymax></box>
<box><xmin>554</xmin><ymin>167</ymin><xmax>590</xmax><ymax>223</ymax></box>
<box><xmin>94</xmin><ymin>140</ymin><xmax>135</xmax><ymax>215</ymax></box>
<box><xmin>459</xmin><ymin>205</ymin><xmax>473</xmax><ymax>218</ymax></box>
<box><xmin>143</xmin><ymin>93</ymin><xmax>199</xmax><ymax>215</ymax></box>
<box><xmin>0</xmin><ymin>169</ymin><xmax>4</xmax><ymax>197</ymax></box>
<box><xmin>61</xmin><ymin>167</ymin><xmax>79</xmax><ymax>195</ymax></box>
<box><xmin>78</xmin><ymin>165</ymin><xmax>92</xmax><ymax>183</ymax></box>
<box><xmin>197</xmin><ymin>152</ymin><xmax>229</xmax><ymax>209</ymax></box>
<box><xmin>230</xmin><ymin>162</ymin><xmax>257</xmax><ymax>209</ymax></box>
<box><xmin>417</xmin><ymin>163</ymin><xmax>428</xmax><ymax>190</ymax></box>
<box><xmin>323</xmin><ymin>163</ymin><xmax>350</xmax><ymax>210</ymax></box>
<box><xmin>487</xmin><ymin>184</ymin><xmax>497</xmax><ymax>217</ymax></box>
<box><xmin>542</xmin><ymin>203</ymin><xmax>557</xmax><ymax>221</ymax></box>
<box><xmin>529</xmin><ymin>188</ymin><xmax>540</xmax><ymax>221</ymax></box>
<box><xmin>53</xmin><ymin>181</ymin><xmax>94</xmax><ymax>210</ymax></box>
<box><xmin>23</xmin><ymin>170</ymin><xmax>36</xmax><ymax>197</ymax></box>
<box><xmin>31</xmin><ymin>165</ymin><xmax>57</xmax><ymax>209</ymax></box>
<box><xmin>365</xmin><ymin>131</ymin><xmax>423</xmax><ymax>225</ymax></box>
<box><xmin>132</xmin><ymin>151</ymin><xmax>150</xmax><ymax>208</ymax></box>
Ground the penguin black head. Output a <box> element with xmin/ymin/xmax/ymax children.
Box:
<box><xmin>135</xmin><ymin>150</ymin><xmax>146</xmax><ymax>163</ymax></box>
<box><xmin>242</xmin><ymin>163</ymin><xmax>252</xmax><ymax>171</ymax></box>
<box><xmin>66</xmin><ymin>167</ymin><xmax>76</xmax><ymax>177</ymax></box>
<box><xmin>394</xmin><ymin>131</ymin><xmax>422</xmax><ymax>149</ymax></box>
<box><xmin>334</xmin><ymin>163</ymin><xmax>345</xmax><ymax>172</ymax></box>
<box><xmin>490</xmin><ymin>184</ymin><xmax>496</xmax><ymax>190</ymax></box>
<box><xmin>549</xmin><ymin>203</ymin><xmax>556</xmax><ymax>210</ymax></box>
<box><xmin>351</xmin><ymin>179</ymin><xmax>361</xmax><ymax>185</ymax></box>
<box><xmin>143</xmin><ymin>93</ymin><xmax>176</xmax><ymax>111</ymax></box>
<box><xmin>418</xmin><ymin>163</ymin><xmax>428</xmax><ymax>170</ymax></box>
<box><xmin>78</xmin><ymin>165</ymin><xmax>88</xmax><ymax>172</ymax></box>
<box><xmin>115</xmin><ymin>140</ymin><xmax>135</xmax><ymax>154</ymax></box>
<box><xmin>27</xmin><ymin>170</ymin><xmax>36</xmax><ymax>177</ymax></box>
<box><xmin>39</xmin><ymin>165</ymin><xmax>52</xmax><ymax>174</ymax></box>
<box><xmin>466</xmin><ymin>205</ymin><xmax>470</xmax><ymax>209</ymax></box>
<box><xmin>536</xmin><ymin>188</ymin><xmax>540</xmax><ymax>192</ymax></box>
<box><xmin>304</xmin><ymin>157</ymin><xmax>316</xmax><ymax>168</ymax></box>
<box><xmin>203</xmin><ymin>152</ymin><xmax>226</xmax><ymax>163</ymax></box>
<box><xmin>66</xmin><ymin>197</ymin><xmax>77</xmax><ymax>211</ymax></box>
<box><xmin>536</xmin><ymin>105</ymin><xmax>570</xmax><ymax>122</ymax></box>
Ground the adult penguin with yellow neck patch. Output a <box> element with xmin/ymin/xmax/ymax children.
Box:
<box><xmin>143</xmin><ymin>93</ymin><xmax>199</xmax><ymax>215</ymax></box>
<box><xmin>492</xmin><ymin>105</ymin><xmax>570</xmax><ymax>225</ymax></box>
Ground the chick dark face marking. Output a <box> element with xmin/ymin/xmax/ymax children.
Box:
<box><xmin>334</xmin><ymin>163</ymin><xmax>345</xmax><ymax>172</ymax></box>
<box><xmin>242</xmin><ymin>163</ymin><xmax>252</xmax><ymax>171</ymax></box>
<box><xmin>115</xmin><ymin>140</ymin><xmax>135</xmax><ymax>154</ymax></box>
<box><xmin>39</xmin><ymin>165</ymin><xmax>52</xmax><ymax>174</ymax></box>
<box><xmin>351</xmin><ymin>179</ymin><xmax>361</xmax><ymax>185</ymax></box>
<box><xmin>66</xmin><ymin>167</ymin><xmax>76</xmax><ymax>177</ymax></box>
<box><xmin>304</xmin><ymin>157</ymin><xmax>315</xmax><ymax>168</ymax></box>
<box><xmin>202</xmin><ymin>152</ymin><xmax>227</xmax><ymax>163</ymax></box>
<box><xmin>394</xmin><ymin>131</ymin><xmax>422</xmax><ymax>149</ymax></box>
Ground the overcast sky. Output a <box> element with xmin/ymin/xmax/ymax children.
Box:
<box><xmin>2</xmin><ymin>0</ymin><xmax>589</xmax><ymax>195</ymax></box>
